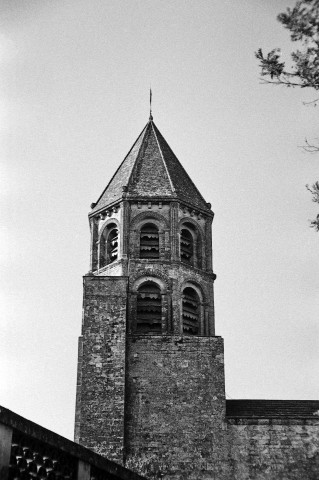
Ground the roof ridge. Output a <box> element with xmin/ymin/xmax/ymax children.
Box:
<box><xmin>152</xmin><ymin>123</ymin><xmax>210</xmax><ymax>210</ymax></box>
<box><xmin>93</xmin><ymin>122</ymin><xmax>149</xmax><ymax>208</ymax></box>
<box><xmin>125</xmin><ymin>121</ymin><xmax>152</xmax><ymax>193</ymax></box>
<box><xmin>227</xmin><ymin>399</ymin><xmax>319</xmax><ymax>402</ymax></box>
<box><xmin>150</xmin><ymin>121</ymin><xmax>176</xmax><ymax>195</ymax></box>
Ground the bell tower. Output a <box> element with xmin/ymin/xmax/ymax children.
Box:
<box><xmin>74</xmin><ymin>115</ymin><xmax>226</xmax><ymax>479</ymax></box>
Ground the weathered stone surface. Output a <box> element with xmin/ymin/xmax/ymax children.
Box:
<box><xmin>125</xmin><ymin>335</ymin><xmax>226</xmax><ymax>479</ymax></box>
<box><xmin>226</xmin><ymin>419</ymin><xmax>319</xmax><ymax>480</ymax></box>
<box><xmin>75</xmin><ymin>275</ymin><xmax>128</xmax><ymax>463</ymax></box>
<box><xmin>75</xmin><ymin>118</ymin><xmax>319</xmax><ymax>480</ymax></box>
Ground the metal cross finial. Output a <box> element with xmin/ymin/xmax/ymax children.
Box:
<box><xmin>149</xmin><ymin>88</ymin><xmax>153</xmax><ymax>120</ymax></box>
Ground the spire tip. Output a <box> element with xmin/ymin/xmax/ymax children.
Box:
<box><xmin>149</xmin><ymin>88</ymin><xmax>153</xmax><ymax>121</ymax></box>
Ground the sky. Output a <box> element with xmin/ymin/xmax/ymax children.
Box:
<box><xmin>1</xmin><ymin>0</ymin><xmax>318</xmax><ymax>441</ymax></box>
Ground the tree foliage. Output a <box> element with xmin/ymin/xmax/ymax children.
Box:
<box><xmin>256</xmin><ymin>0</ymin><xmax>319</xmax><ymax>231</ymax></box>
<box><xmin>255</xmin><ymin>0</ymin><xmax>319</xmax><ymax>90</ymax></box>
<box><xmin>306</xmin><ymin>182</ymin><xmax>319</xmax><ymax>230</ymax></box>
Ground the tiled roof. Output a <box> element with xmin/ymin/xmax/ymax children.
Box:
<box><xmin>91</xmin><ymin>123</ymin><xmax>148</xmax><ymax>213</ymax></box>
<box><xmin>226</xmin><ymin>400</ymin><xmax>319</xmax><ymax>418</ymax></box>
<box><xmin>91</xmin><ymin>119</ymin><xmax>210</xmax><ymax>214</ymax></box>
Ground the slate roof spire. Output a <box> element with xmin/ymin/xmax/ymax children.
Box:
<box><xmin>90</xmin><ymin>117</ymin><xmax>212</xmax><ymax>215</ymax></box>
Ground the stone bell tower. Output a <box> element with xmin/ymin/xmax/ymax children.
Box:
<box><xmin>74</xmin><ymin>114</ymin><xmax>226</xmax><ymax>479</ymax></box>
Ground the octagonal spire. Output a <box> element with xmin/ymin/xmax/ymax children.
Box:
<box><xmin>90</xmin><ymin>118</ymin><xmax>211</xmax><ymax>215</ymax></box>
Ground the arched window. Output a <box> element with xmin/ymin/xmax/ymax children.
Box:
<box><xmin>136</xmin><ymin>282</ymin><xmax>162</xmax><ymax>333</ymax></box>
<box><xmin>180</xmin><ymin>228</ymin><xmax>194</xmax><ymax>264</ymax></box>
<box><xmin>182</xmin><ymin>287</ymin><xmax>200</xmax><ymax>335</ymax></box>
<box><xmin>180</xmin><ymin>222</ymin><xmax>202</xmax><ymax>268</ymax></box>
<box><xmin>140</xmin><ymin>223</ymin><xmax>159</xmax><ymax>259</ymax></box>
<box><xmin>99</xmin><ymin>223</ymin><xmax>119</xmax><ymax>268</ymax></box>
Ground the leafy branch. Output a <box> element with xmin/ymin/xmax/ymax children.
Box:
<box><xmin>255</xmin><ymin>1</ymin><xmax>319</xmax><ymax>90</ymax></box>
<box><xmin>256</xmin><ymin>0</ymin><xmax>319</xmax><ymax>231</ymax></box>
<box><xmin>306</xmin><ymin>181</ymin><xmax>319</xmax><ymax>230</ymax></box>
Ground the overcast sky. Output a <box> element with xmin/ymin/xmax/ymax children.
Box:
<box><xmin>1</xmin><ymin>0</ymin><xmax>318</xmax><ymax>440</ymax></box>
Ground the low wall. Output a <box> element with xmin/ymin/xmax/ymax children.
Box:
<box><xmin>226</xmin><ymin>400</ymin><xmax>319</xmax><ymax>480</ymax></box>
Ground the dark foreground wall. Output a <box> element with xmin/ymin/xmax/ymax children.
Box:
<box><xmin>0</xmin><ymin>405</ymin><xmax>146</xmax><ymax>480</ymax></box>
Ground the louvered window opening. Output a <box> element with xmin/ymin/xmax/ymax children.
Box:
<box><xmin>9</xmin><ymin>431</ymin><xmax>77</xmax><ymax>480</ymax></box>
<box><xmin>100</xmin><ymin>226</ymin><xmax>118</xmax><ymax>268</ymax></box>
<box><xmin>136</xmin><ymin>283</ymin><xmax>162</xmax><ymax>333</ymax></box>
<box><xmin>182</xmin><ymin>288</ymin><xmax>199</xmax><ymax>335</ymax></box>
<box><xmin>140</xmin><ymin>224</ymin><xmax>159</xmax><ymax>259</ymax></box>
<box><xmin>180</xmin><ymin>229</ymin><xmax>193</xmax><ymax>264</ymax></box>
<box><xmin>108</xmin><ymin>228</ymin><xmax>118</xmax><ymax>263</ymax></box>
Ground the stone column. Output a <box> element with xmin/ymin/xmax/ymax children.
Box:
<box><xmin>129</xmin><ymin>293</ymin><xmax>137</xmax><ymax>334</ymax></box>
<box><xmin>159</xmin><ymin>230</ymin><xmax>165</xmax><ymax>260</ymax></box>
<box><xmin>193</xmin><ymin>237</ymin><xmax>198</xmax><ymax>268</ymax></box>
<box><xmin>204</xmin><ymin>306</ymin><xmax>209</xmax><ymax>336</ymax></box>
<box><xmin>0</xmin><ymin>423</ymin><xmax>13</xmax><ymax>480</ymax></box>
<box><xmin>166</xmin><ymin>292</ymin><xmax>172</xmax><ymax>333</ymax></box>
<box><xmin>131</xmin><ymin>230</ymin><xmax>138</xmax><ymax>258</ymax></box>
<box><xmin>205</xmin><ymin>217</ymin><xmax>213</xmax><ymax>272</ymax></box>
<box><xmin>121</xmin><ymin>199</ymin><xmax>130</xmax><ymax>260</ymax></box>
<box><xmin>170</xmin><ymin>202</ymin><xmax>179</xmax><ymax>261</ymax></box>
<box><xmin>208</xmin><ymin>305</ymin><xmax>215</xmax><ymax>336</ymax></box>
<box><xmin>97</xmin><ymin>238</ymin><xmax>101</xmax><ymax>272</ymax></box>
<box><xmin>164</xmin><ymin>229</ymin><xmax>169</xmax><ymax>259</ymax></box>
<box><xmin>177</xmin><ymin>292</ymin><xmax>184</xmax><ymax>335</ymax></box>
<box><xmin>171</xmin><ymin>278</ymin><xmax>181</xmax><ymax>334</ymax></box>
<box><xmin>77</xmin><ymin>460</ymin><xmax>90</xmax><ymax>480</ymax></box>
<box><xmin>74</xmin><ymin>336</ymin><xmax>83</xmax><ymax>443</ymax></box>
<box><xmin>199</xmin><ymin>304</ymin><xmax>205</xmax><ymax>336</ymax></box>
<box><xmin>161</xmin><ymin>293</ymin><xmax>168</xmax><ymax>333</ymax></box>
<box><xmin>90</xmin><ymin>217</ymin><xmax>99</xmax><ymax>272</ymax></box>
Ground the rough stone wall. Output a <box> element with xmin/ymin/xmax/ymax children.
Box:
<box><xmin>124</xmin><ymin>335</ymin><xmax>227</xmax><ymax>479</ymax></box>
<box><xmin>226</xmin><ymin>419</ymin><xmax>319</xmax><ymax>480</ymax></box>
<box><xmin>74</xmin><ymin>275</ymin><xmax>128</xmax><ymax>464</ymax></box>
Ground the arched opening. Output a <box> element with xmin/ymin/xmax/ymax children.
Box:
<box><xmin>180</xmin><ymin>222</ymin><xmax>202</xmax><ymax>268</ymax></box>
<box><xmin>136</xmin><ymin>281</ymin><xmax>162</xmax><ymax>333</ymax></box>
<box><xmin>182</xmin><ymin>287</ymin><xmax>200</xmax><ymax>335</ymax></box>
<box><xmin>99</xmin><ymin>223</ymin><xmax>119</xmax><ymax>268</ymax></box>
<box><xmin>180</xmin><ymin>228</ymin><xmax>194</xmax><ymax>264</ymax></box>
<box><xmin>140</xmin><ymin>223</ymin><xmax>159</xmax><ymax>259</ymax></box>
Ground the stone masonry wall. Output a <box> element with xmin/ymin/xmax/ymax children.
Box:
<box><xmin>124</xmin><ymin>335</ymin><xmax>227</xmax><ymax>479</ymax></box>
<box><xmin>74</xmin><ymin>275</ymin><xmax>128</xmax><ymax>464</ymax></box>
<box><xmin>226</xmin><ymin>419</ymin><xmax>319</xmax><ymax>480</ymax></box>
